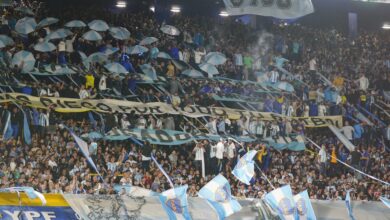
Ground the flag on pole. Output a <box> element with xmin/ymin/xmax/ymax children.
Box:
<box><xmin>22</xmin><ymin>112</ymin><xmax>31</xmax><ymax>145</ymax></box>
<box><xmin>151</xmin><ymin>154</ymin><xmax>174</xmax><ymax>188</ymax></box>
<box><xmin>2</xmin><ymin>111</ymin><xmax>13</xmax><ymax>141</ymax></box>
<box><xmin>232</xmin><ymin>150</ymin><xmax>257</xmax><ymax>185</ymax></box>
<box><xmin>293</xmin><ymin>190</ymin><xmax>316</xmax><ymax>220</ymax></box>
<box><xmin>264</xmin><ymin>185</ymin><xmax>296</xmax><ymax>220</ymax></box>
<box><xmin>345</xmin><ymin>190</ymin><xmax>356</xmax><ymax>220</ymax></box>
<box><xmin>159</xmin><ymin>185</ymin><xmax>192</xmax><ymax>220</ymax></box>
<box><xmin>198</xmin><ymin>174</ymin><xmax>242</xmax><ymax>220</ymax></box>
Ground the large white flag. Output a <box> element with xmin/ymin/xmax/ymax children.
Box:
<box><xmin>223</xmin><ymin>0</ymin><xmax>314</xmax><ymax>19</ymax></box>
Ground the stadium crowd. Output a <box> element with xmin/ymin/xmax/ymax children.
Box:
<box><xmin>0</xmin><ymin>0</ymin><xmax>389</xmax><ymax>202</ymax></box>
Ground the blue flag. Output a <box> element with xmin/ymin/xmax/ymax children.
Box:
<box><xmin>159</xmin><ymin>185</ymin><xmax>192</xmax><ymax>220</ymax></box>
<box><xmin>23</xmin><ymin>112</ymin><xmax>31</xmax><ymax>145</ymax></box>
<box><xmin>294</xmin><ymin>190</ymin><xmax>316</xmax><ymax>220</ymax></box>
<box><xmin>264</xmin><ymin>135</ymin><xmax>305</xmax><ymax>151</ymax></box>
<box><xmin>345</xmin><ymin>190</ymin><xmax>356</xmax><ymax>220</ymax></box>
<box><xmin>198</xmin><ymin>174</ymin><xmax>242</xmax><ymax>220</ymax></box>
<box><xmin>380</xmin><ymin>197</ymin><xmax>390</xmax><ymax>209</ymax></box>
<box><xmin>2</xmin><ymin>111</ymin><xmax>13</xmax><ymax>141</ymax></box>
<box><xmin>232</xmin><ymin>150</ymin><xmax>257</xmax><ymax>185</ymax></box>
<box><xmin>264</xmin><ymin>185</ymin><xmax>296</xmax><ymax>220</ymax></box>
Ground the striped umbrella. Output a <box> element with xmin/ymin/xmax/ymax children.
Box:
<box><xmin>109</xmin><ymin>27</ymin><xmax>130</xmax><ymax>40</ymax></box>
<box><xmin>199</xmin><ymin>63</ymin><xmax>219</xmax><ymax>78</ymax></box>
<box><xmin>82</xmin><ymin>30</ymin><xmax>102</xmax><ymax>41</ymax></box>
<box><xmin>139</xmin><ymin>37</ymin><xmax>158</xmax><ymax>46</ymax></box>
<box><xmin>15</xmin><ymin>6</ymin><xmax>34</xmax><ymax>15</ymax></box>
<box><xmin>15</xmin><ymin>17</ymin><xmax>36</xmax><ymax>35</ymax></box>
<box><xmin>11</xmin><ymin>50</ymin><xmax>36</xmax><ymax>73</ymax></box>
<box><xmin>104</xmin><ymin>62</ymin><xmax>128</xmax><ymax>74</ymax></box>
<box><xmin>181</xmin><ymin>69</ymin><xmax>204</xmax><ymax>78</ymax></box>
<box><xmin>65</xmin><ymin>20</ymin><xmax>86</xmax><ymax>28</ymax></box>
<box><xmin>205</xmin><ymin>52</ymin><xmax>227</xmax><ymax>65</ymax></box>
<box><xmin>34</xmin><ymin>42</ymin><xmax>56</xmax><ymax>52</ymax></box>
<box><xmin>87</xmin><ymin>52</ymin><xmax>107</xmax><ymax>63</ymax></box>
<box><xmin>37</xmin><ymin>17</ymin><xmax>59</xmax><ymax>29</ymax></box>
<box><xmin>157</xmin><ymin>52</ymin><xmax>172</xmax><ymax>59</ymax></box>
<box><xmin>160</xmin><ymin>25</ymin><xmax>180</xmax><ymax>36</ymax></box>
<box><xmin>126</xmin><ymin>45</ymin><xmax>149</xmax><ymax>55</ymax></box>
<box><xmin>88</xmin><ymin>20</ymin><xmax>109</xmax><ymax>32</ymax></box>
<box><xmin>140</xmin><ymin>63</ymin><xmax>157</xmax><ymax>80</ymax></box>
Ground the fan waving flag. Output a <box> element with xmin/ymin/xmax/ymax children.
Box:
<box><xmin>345</xmin><ymin>190</ymin><xmax>356</xmax><ymax>220</ymax></box>
<box><xmin>198</xmin><ymin>174</ymin><xmax>242</xmax><ymax>220</ymax></box>
<box><xmin>264</xmin><ymin>185</ymin><xmax>296</xmax><ymax>220</ymax></box>
<box><xmin>294</xmin><ymin>190</ymin><xmax>316</xmax><ymax>220</ymax></box>
<box><xmin>232</xmin><ymin>150</ymin><xmax>257</xmax><ymax>185</ymax></box>
<box><xmin>159</xmin><ymin>185</ymin><xmax>192</xmax><ymax>220</ymax></box>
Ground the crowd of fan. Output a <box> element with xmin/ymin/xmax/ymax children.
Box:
<box><xmin>0</xmin><ymin>0</ymin><xmax>389</xmax><ymax>201</ymax></box>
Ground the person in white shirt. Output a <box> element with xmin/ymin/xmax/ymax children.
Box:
<box><xmin>356</xmin><ymin>73</ymin><xmax>369</xmax><ymax>91</ymax></box>
<box><xmin>318</xmin><ymin>145</ymin><xmax>327</xmax><ymax>175</ymax></box>
<box><xmin>79</xmin><ymin>85</ymin><xmax>90</xmax><ymax>99</ymax></box>
<box><xmin>309</xmin><ymin>57</ymin><xmax>317</xmax><ymax>72</ymax></box>
<box><xmin>269</xmin><ymin>67</ymin><xmax>279</xmax><ymax>84</ymax></box>
<box><xmin>99</xmin><ymin>74</ymin><xmax>107</xmax><ymax>91</ymax></box>
<box><xmin>256</xmin><ymin>119</ymin><xmax>265</xmax><ymax>138</ymax></box>
<box><xmin>227</xmin><ymin>141</ymin><xmax>236</xmax><ymax>160</ymax></box>
<box><xmin>194</xmin><ymin>47</ymin><xmax>206</xmax><ymax>64</ymax></box>
<box><xmin>193</xmin><ymin>142</ymin><xmax>205</xmax><ymax>174</ymax></box>
<box><xmin>215</xmin><ymin>139</ymin><xmax>225</xmax><ymax>174</ymax></box>
<box><xmin>137</xmin><ymin>116</ymin><xmax>146</xmax><ymax>129</ymax></box>
<box><xmin>318</xmin><ymin>103</ymin><xmax>327</xmax><ymax>116</ymax></box>
<box><xmin>270</xmin><ymin>122</ymin><xmax>280</xmax><ymax>137</ymax></box>
<box><xmin>341</xmin><ymin>121</ymin><xmax>354</xmax><ymax>141</ymax></box>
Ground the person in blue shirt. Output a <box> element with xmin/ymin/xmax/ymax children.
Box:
<box><xmin>353</xmin><ymin>123</ymin><xmax>364</xmax><ymax>144</ymax></box>
<box><xmin>309</xmin><ymin>100</ymin><xmax>318</xmax><ymax>116</ymax></box>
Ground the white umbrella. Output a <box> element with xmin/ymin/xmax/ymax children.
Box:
<box><xmin>104</xmin><ymin>63</ymin><xmax>128</xmax><ymax>74</ymax></box>
<box><xmin>104</xmin><ymin>47</ymin><xmax>119</xmax><ymax>56</ymax></box>
<box><xmin>157</xmin><ymin>52</ymin><xmax>172</xmax><ymax>59</ymax></box>
<box><xmin>11</xmin><ymin>50</ymin><xmax>36</xmax><ymax>73</ymax></box>
<box><xmin>87</xmin><ymin>52</ymin><xmax>108</xmax><ymax>63</ymax></box>
<box><xmin>199</xmin><ymin>63</ymin><xmax>219</xmax><ymax>78</ymax></box>
<box><xmin>139</xmin><ymin>37</ymin><xmax>158</xmax><ymax>45</ymax></box>
<box><xmin>181</xmin><ymin>69</ymin><xmax>204</xmax><ymax>78</ymax></box>
<box><xmin>0</xmin><ymin>35</ymin><xmax>14</xmax><ymax>46</ymax></box>
<box><xmin>34</xmin><ymin>42</ymin><xmax>56</xmax><ymax>52</ymax></box>
<box><xmin>109</xmin><ymin>27</ymin><xmax>130</xmax><ymax>40</ymax></box>
<box><xmin>65</xmin><ymin>20</ymin><xmax>86</xmax><ymax>28</ymax></box>
<box><xmin>82</xmin><ymin>30</ymin><xmax>102</xmax><ymax>41</ymax></box>
<box><xmin>205</xmin><ymin>52</ymin><xmax>227</xmax><ymax>65</ymax></box>
<box><xmin>88</xmin><ymin>20</ymin><xmax>109</xmax><ymax>32</ymax></box>
<box><xmin>126</xmin><ymin>45</ymin><xmax>149</xmax><ymax>55</ymax></box>
<box><xmin>160</xmin><ymin>25</ymin><xmax>180</xmax><ymax>36</ymax></box>
<box><xmin>15</xmin><ymin>17</ymin><xmax>36</xmax><ymax>35</ymax></box>
<box><xmin>45</xmin><ymin>29</ymin><xmax>72</xmax><ymax>40</ymax></box>
<box><xmin>0</xmin><ymin>40</ymin><xmax>6</xmax><ymax>48</ymax></box>
<box><xmin>37</xmin><ymin>17</ymin><xmax>59</xmax><ymax>29</ymax></box>
<box><xmin>140</xmin><ymin>63</ymin><xmax>157</xmax><ymax>80</ymax></box>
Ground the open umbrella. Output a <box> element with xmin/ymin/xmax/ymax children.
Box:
<box><xmin>11</xmin><ymin>50</ymin><xmax>35</xmax><ymax>73</ymax></box>
<box><xmin>45</xmin><ymin>28</ymin><xmax>72</xmax><ymax>40</ymax></box>
<box><xmin>104</xmin><ymin>63</ymin><xmax>128</xmax><ymax>74</ymax></box>
<box><xmin>45</xmin><ymin>65</ymin><xmax>76</xmax><ymax>74</ymax></box>
<box><xmin>126</xmin><ymin>45</ymin><xmax>148</xmax><ymax>55</ymax></box>
<box><xmin>87</xmin><ymin>52</ymin><xmax>107</xmax><ymax>63</ymax></box>
<box><xmin>199</xmin><ymin>63</ymin><xmax>219</xmax><ymax>78</ymax></box>
<box><xmin>181</xmin><ymin>69</ymin><xmax>204</xmax><ymax>78</ymax></box>
<box><xmin>15</xmin><ymin>17</ymin><xmax>36</xmax><ymax>35</ymax></box>
<box><xmin>34</xmin><ymin>42</ymin><xmax>56</xmax><ymax>52</ymax></box>
<box><xmin>104</xmin><ymin>47</ymin><xmax>119</xmax><ymax>56</ymax></box>
<box><xmin>88</xmin><ymin>20</ymin><xmax>109</xmax><ymax>32</ymax></box>
<box><xmin>140</xmin><ymin>63</ymin><xmax>157</xmax><ymax>80</ymax></box>
<box><xmin>275</xmin><ymin>82</ymin><xmax>295</xmax><ymax>92</ymax></box>
<box><xmin>157</xmin><ymin>52</ymin><xmax>172</xmax><ymax>59</ymax></box>
<box><xmin>109</xmin><ymin>27</ymin><xmax>130</xmax><ymax>40</ymax></box>
<box><xmin>0</xmin><ymin>0</ymin><xmax>13</xmax><ymax>7</ymax></box>
<box><xmin>139</xmin><ymin>37</ymin><xmax>158</xmax><ymax>46</ymax></box>
<box><xmin>0</xmin><ymin>35</ymin><xmax>14</xmax><ymax>46</ymax></box>
<box><xmin>160</xmin><ymin>25</ymin><xmax>180</xmax><ymax>36</ymax></box>
<box><xmin>0</xmin><ymin>40</ymin><xmax>5</xmax><ymax>48</ymax></box>
<box><xmin>15</xmin><ymin>6</ymin><xmax>34</xmax><ymax>15</ymax></box>
<box><xmin>82</xmin><ymin>30</ymin><xmax>102</xmax><ymax>41</ymax></box>
<box><xmin>205</xmin><ymin>52</ymin><xmax>227</xmax><ymax>65</ymax></box>
<box><xmin>37</xmin><ymin>17</ymin><xmax>59</xmax><ymax>29</ymax></box>
<box><xmin>65</xmin><ymin>20</ymin><xmax>86</xmax><ymax>28</ymax></box>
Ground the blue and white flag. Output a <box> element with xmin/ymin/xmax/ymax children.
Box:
<box><xmin>232</xmin><ymin>150</ymin><xmax>257</xmax><ymax>185</ymax></box>
<box><xmin>264</xmin><ymin>185</ymin><xmax>296</xmax><ymax>220</ymax></box>
<box><xmin>159</xmin><ymin>185</ymin><xmax>192</xmax><ymax>220</ymax></box>
<box><xmin>294</xmin><ymin>190</ymin><xmax>316</xmax><ymax>220</ymax></box>
<box><xmin>345</xmin><ymin>190</ymin><xmax>356</xmax><ymax>220</ymax></box>
<box><xmin>2</xmin><ymin>111</ymin><xmax>13</xmax><ymax>141</ymax></box>
<box><xmin>329</xmin><ymin>125</ymin><xmax>355</xmax><ymax>151</ymax></box>
<box><xmin>1</xmin><ymin>187</ymin><xmax>46</xmax><ymax>205</ymax></box>
<box><xmin>113</xmin><ymin>185</ymin><xmax>158</xmax><ymax>197</ymax></box>
<box><xmin>23</xmin><ymin>112</ymin><xmax>31</xmax><ymax>145</ymax></box>
<box><xmin>151</xmin><ymin>154</ymin><xmax>174</xmax><ymax>188</ymax></box>
<box><xmin>198</xmin><ymin>174</ymin><xmax>242</xmax><ymax>220</ymax></box>
<box><xmin>264</xmin><ymin>135</ymin><xmax>305</xmax><ymax>151</ymax></box>
<box><xmin>380</xmin><ymin>197</ymin><xmax>390</xmax><ymax>209</ymax></box>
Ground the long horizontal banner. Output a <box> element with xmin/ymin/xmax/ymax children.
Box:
<box><xmin>0</xmin><ymin>93</ymin><xmax>342</xmax><ymax>127</ymax></box>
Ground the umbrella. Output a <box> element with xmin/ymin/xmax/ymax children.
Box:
<box><xmin>275</xmin><ymin>82</ymin><xmax>295</xmax><ymax>92</ymax></box>
<box><xmin>199</xmin><ymin>63</ymin><xmax>219</xmax><ymax>78</ymax></box>
<box><xmin>104</xmin><ymin>47</ymin><xmax>119</xmax><ymax>56</ymax></box>
<box><xmin>139</xmin><ymin>37</ymin><xmax>158</xmax><ymax>46</ymax></box>
<box><xmin>82</xmin><ymin>30</ymin><xmax>102</xmax><ymax>41</ymax></box>
<box><xmin>45</xmin><ymin>65</ymin><xmax>76</xmax><ymax>74</ymax></box>
<box><xmin>126</xmin><ymin>45</ymin><xmax>148</xmax><ymax>55</ymax></box>
<box><xmin>45</xmin><ymin>29</ymin><xmax>72</xmax><ymax>40</ymax></box>
<box><xmin>65</xmin><ymin>20</ymin><xmax>86</xmax><ymax>28</ymax></box>
<box><xmin>88</xmin><ymin>20</ymin><xmax>109</xmax><ymax>32</ymax></box>
<box><xmin>205</xmin><ymin>52</ymin><xmax>227</xmax><ymax>65</ymax></box>
<box><xmin>157</xmin><ymin>52</ymin><xmax>172</xmax><ymax>59</ymax></box>
<box><xmin>56</xmin><ymin>28</ymin><xmax>73</xmax><ymax>36</ymax></box>
<box><xmin>37</xmin><ymin>17</ymin><xmax>59</xmax><ymax>29</ymax></box>
<box><xmin>0</xmin><ymin>35</ymin><xmax>13</xmax><ymax>46</ymax></box>
<box><xmin>0</xmin><ymin>0</ymin><xmax>13</xmax><ymax>7</ymax></box>
<box><xmin>140</xmin><ymin>63</ymin><xmax>157</xmax><ymax>80</ymax></box>
<box><xmin>0</xmin><ymin>40</ymin><xmax>5</xmax><ymax>48</ymax></box>
<box><xmin>160</xmin><ymin>25</ymin><xmax>180</xmax><ymax>36</ymax></box>
<box><xmin>34</xmin><ymin>42</ymin><xmax>56</xmax><ymax>52</ymax></box>
<box><xmin>78</xmin><ymin>51</ymin><xmax>88</xmax><ymax>60</ymax></box>
<box><xmin>181</xmin><ymin>69</ymin><xmax>204</xmax><ymax>78</ymax></box>
<box><xmin>87</xmin><ymin>52</ymin><xmax>107</xmax><ymax>63</ymax></box>
<box><xmin>11</xmin><ymin>50</ymin><xmax>36</xmax><ymax>73</ymax></box>
<box><xmin>104</xmin><ymin>62</ymin><xmax>128</xmax><ymax>74</ymax></box>
<box><xmin>15</xmin><ymin>6</ymin><xmax>34</xmax><ymax>15</ymax></box>
<box><xmin>109</xmin><ymin>27</ymin><xmax>130</xmax><ymax>40</ymax></box>
<box><xmin>15</xmin><ymin>17</ymin><xmax>36</xmax><ymax>35</ymax></box>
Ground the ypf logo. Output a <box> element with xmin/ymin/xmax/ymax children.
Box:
<box><xmin>166</xmin><ymin>198</ymin><xmax>183</xmax><ymax>214</ymax></box>
<box><xmin>230</xmin><ymin>0</ymin><xmax>244</xmax><ymax>7</ymax></box>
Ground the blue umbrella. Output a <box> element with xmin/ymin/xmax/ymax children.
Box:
<box><xmin>15</xmin><ymin>17</ymin><xmax>36</xmax><ymax>34</ymax></box>
<box><xmin>15</xmin><ymin>6</ymin><xmax>34</xmax><ymax>15</ymax></box>
<box><xmin>104</xmin><ymin>62</ymin><xmax>128</xmax><ymax>74</ymax></box>
<box><xmin>87</xmin><ymin>52</ymin><xmax>107</xmax><ymax>63</ymax></box>
<box><xmin>205</xmin><ymin>52</ymin><xmax>227</xmax><ymax>65</ymax></box>
<box><xmin>11</xmin><ymin>50</ymin><xmax>35</xmax><ymax>73</ymax></box>
<box><xmin>126</xmin><ymin>45</ymin><xmax>149</xmax><ymax>55</ymax></box>
<box><xmin>199</xmin><ymin>63</ymin><xmax>219</xmax><ymax>78</ymax></box>
<box><xmin>65</xmin><ymin>20</ymin><xmax>86</xmax><ymax>28</ymax></box>
<box><xmin>45</xmin><ymin>65</ymin><xmax>76</xmax><ymax>74</ymax></box>
<box><xmin>45</xmin><ymin>29</ymin><xmax>72</xmax><ymax>40</ymax></box>
<box><xmin>181</xmin><ymin>69</ymin><xmax>204</xmax><ymax>78</ymax></box>
<box><xmin>160</xmin><ymin>25</ymin><xmax>180</xmax><ymax>36</ymax></box>
<box><xmin>37</xmin><ymin>17</ymin><xmax>59</xmax><ymax>29</ymax></box>
<box><xmin>0</xmin><ymin>40</ymin><xmax>5</xmax><ymax>48</ymax></box>
<box><xmin>109</xmin><ymin>27</ymin><xmax>130</xmax><ymax>40</ymax></box>
<box><xmin>82</xmin><ymin>30</ymin><xmax>102</xmax><ymax>41</ymax></box>
<box><xmin>0</xmin><ymin>35</ymin><xmax>14</xmax><ymax>46</ymax></box>
<box><xmin>140</xmin><ymin>63</ymin><xmax>157</xmax><ymax>80</ymax></box>
<box><xmin>139</xmin><ymin>36</ymin><xmax>158</xmax><ymax>46</ymax></box>
<box><xmin>0</xmin><ymin>0</ymin><xmax>13</xmax><ymax>7</ymax></box>
<box><xmin>34</xmin><ymin>42</ymin><xmax>56</xmax><ymax>52</ymax></box>
<box><xmin>157</xmin><ymin>52</ymin><xmax>172</xmax><ymax>59</ymax></box>
<box><xmin>275</xmin><ymin>82</ymin><xmax>295</xmax><ymax>92</ymax></box>
<box><xmin>104</xmin><ymin>47</ymin><xmax>119</xmax><ymax>56</ymax></box>
<box><xmin>88</xmin><ymin>20</ymin><xmax>109</xmax><ymax>32</ymax></box>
